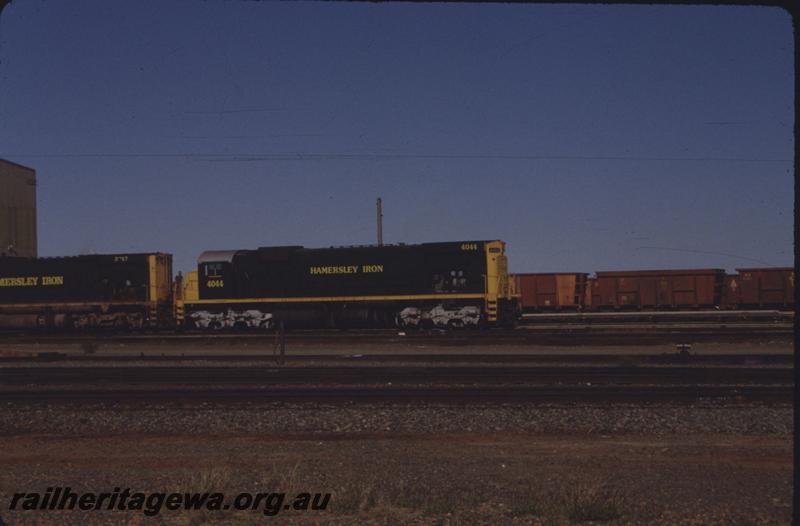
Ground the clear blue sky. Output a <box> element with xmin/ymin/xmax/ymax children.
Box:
<box><xmin>0</xmin><ymin>2</ymin><xmax>793</xmax><ymax>274</ymax></box>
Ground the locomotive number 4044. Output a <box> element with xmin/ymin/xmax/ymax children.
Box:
<box><xmin>460</xmin><ymin>243</ymin><xmax>478</xmax><ymax>251</ymax></box>
<box><xmin>207</xmin><ymin>279</ymin><xmax>224</xmax><ymax>288</ymax></box>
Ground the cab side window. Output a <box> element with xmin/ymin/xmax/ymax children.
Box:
<box><xmin>205</xmin><ymin>263</ymin><xmax>223</xmax><ymax>278</ymax></box>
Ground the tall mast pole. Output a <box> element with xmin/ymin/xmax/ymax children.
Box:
<box><xmin>377</xmin><ymin>197</ymin><xmax>383</xmax><ymax>246</ymax></box>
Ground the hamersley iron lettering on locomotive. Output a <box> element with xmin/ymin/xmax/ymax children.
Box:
<box><xmin>0</xmin><ymin>242</ymin><xmax>524</xmax><ymax>331</ymax></box>
<box><xmin>309</xmin><ymin>264</ymin><xmax>384</xmax><ymax>275</ymax></box>
<box><xmin>0</xmin><ymin>275</ymin><xmax>64</xmax><ymax>287</ymax></box>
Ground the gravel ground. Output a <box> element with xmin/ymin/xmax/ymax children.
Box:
<box><xmin>0</xmin><ymin>337</ymin><xmax>792</xmax><ymax>526</ymax></box>
<box><xmin>0</xmin><ymin>429</ymin><xmax>792</xmax><ymax>526</ymax></box>
<box><xmin>0</xmin><ymin>401</ymin><xmax>791</xmax><ymax>437</ymax></box>
<box><xmin>0</xmin><ymin>401</ymin><xmax>792</xmax><ymax>525</ymax></box>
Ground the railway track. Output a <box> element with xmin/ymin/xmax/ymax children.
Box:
<box><xmin>0</xmin><ymin>324</ymin><xmax>791</xmax><ymax>346</ymax></box>
<box><xmin>1</xmin><ymin>365</ymin><xmax>791</xmax><ymax>386</ymax></box>
<box><xmin>1</xmin><ymin>353</ymin><xmax>792</xmax><ymax>366</ymax></box>
<box><xmin>2</xmin><ymin>363</ymin><xmax>790</xmax><ymax>405</ymax></box>
<box><xmin>0</xmin><ymin>385</ymin><xmax>790</xmax><ymax>404</ymax></box>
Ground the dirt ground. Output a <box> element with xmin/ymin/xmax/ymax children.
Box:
<box><xmin>0</xmin><ymin>337</ymin><xmax>792</xmax><ymax>525</ymax></box>
<box><xmin>0</xmin><ymin>413</ymin><xmax>792</xmax><ymax>525</ymax></box>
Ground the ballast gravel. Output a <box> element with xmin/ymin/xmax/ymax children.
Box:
<box><xmin>0</xmin><ymin>401</ymin><xmax>790</xmax><ymax>436</ymax></box>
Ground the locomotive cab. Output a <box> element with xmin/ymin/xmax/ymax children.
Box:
<box><xmin>197</xmin><ymin>251</ymin><xmax>239</xmax><ymax>299</ymax></box>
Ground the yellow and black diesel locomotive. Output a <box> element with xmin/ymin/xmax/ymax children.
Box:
<box><xmin>0</xmin><ymin>253</ymin><xmax>173</xmax><ymax>329</ymax></box>
<box><xmin>178</xmin><ymin>240</ymin><xmax>518</xmax><ymax>330</ymax></box>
